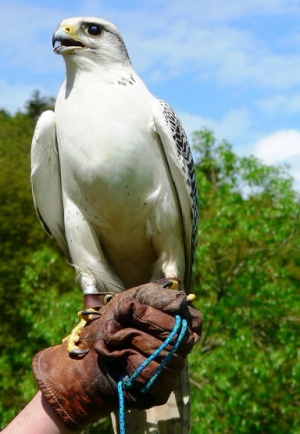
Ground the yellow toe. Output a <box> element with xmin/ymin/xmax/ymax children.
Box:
<box><xmin>63</xmin><ymin>308</ymin><xmax>98</xmax><ymax>354</ymax></box>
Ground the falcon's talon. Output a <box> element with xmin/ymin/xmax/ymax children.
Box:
<box><xmin>70</xmin><ymin>347</ymin><xmax>90</xmax><ymax>356</ymax></box>
<box><xmin>169</xmin><ymin>280</ymin><xmax>179</xmax><ymax>290</ymax></box>
<box><xmin>65</xmin><ymin>308</ymin><xmax>98</xmax><ymax>354</ymax></box>
<box><xmin>80</xmin><ymin>309</ymin><xmax>102</xmax><ymax>317</ymax></box>
<box><xmin>187</xmin><ymin>293</ymin><xmax>196</xmax><ymax>302</ymax></box>
<box><xmin>164</xmin><ymin>278</ymin><xmax>180</xmax><ymax>290</ymax></box>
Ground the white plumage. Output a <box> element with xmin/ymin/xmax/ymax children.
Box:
<box><xmin>31</xmin><ymin>16</ymin><xmax>198</xmax><ymax>433</ymax></box>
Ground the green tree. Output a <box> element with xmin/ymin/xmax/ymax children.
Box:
<box><xmin>24</xmin><ymin>90</ymin><xmax>55</xmax><ymax>119</ymax></box>
<box><xmin>189</xmin><ymin>130</ymin><xmax>300</xmax><ymax>433</ymax></box>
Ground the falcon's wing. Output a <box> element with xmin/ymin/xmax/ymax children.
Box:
<box><xmin>152</xmin><ymin>100</ymin><xmax>198</xmax><ymax>293</ymax></box>
<box><xmin>30</xmin><ymin>110</ymin><xmax>70</xmax><ymax>259</ymax></box>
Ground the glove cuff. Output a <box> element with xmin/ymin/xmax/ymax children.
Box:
<box><xmin>33</xmin><ymin>346</ymin><xmax>82</xmax><ymax>430</ymax></box>
<box><xmin>32</xmin><ymin>342</ymin><xmax>116</xmax><ymax>430</ymax></box>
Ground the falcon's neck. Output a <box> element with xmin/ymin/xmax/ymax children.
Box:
<box><xmin>63</xmin><ymin>57</ymin><xmax>137</xmax><ymax>94</ymax></box>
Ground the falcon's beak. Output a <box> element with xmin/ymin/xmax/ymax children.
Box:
<box><xmin>52</xmin><ymin>25</ymin><xmax>86</xmax><ymax>54</ymax></box>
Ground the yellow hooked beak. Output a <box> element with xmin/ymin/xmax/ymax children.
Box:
<box><xmin>52</xmin><ymin>24</ymin><xmax>85</xmax><ymax>54</ymax></box>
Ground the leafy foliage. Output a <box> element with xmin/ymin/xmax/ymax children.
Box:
<box><xmin>0</xmin><ymin>94</ymin><xmax>80</xmax><ymax>427</ymax></box>
<box><xmin>189</xmin><ymin>130</ymin><xmax>300</xmax><ymax>433</ymax></box>
<box><xmin>0</xmin><ymin>98</ymin><xmax>299</xmax><ymax>433</ymax></box>
<box><xmin>24</xmin><ymin>90</ymin><xmax>55</xmax><ymax>120</ymax></box>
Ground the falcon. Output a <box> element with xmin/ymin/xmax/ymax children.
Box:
<box><xmin>31</xmin><ymin>17</ymin><xmax>198</xmax><ymax>434</ymax></box>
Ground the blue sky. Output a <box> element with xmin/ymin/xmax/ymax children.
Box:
<box><xmin>1</xmin><ymin>0</ymin><xmax>300</xmax><ymax>185</ymax></box>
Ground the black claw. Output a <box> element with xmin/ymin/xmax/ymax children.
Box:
<box><xmin>154</xmin><ymin>277</ymin><xmax>181</xmax><ymax>289</ymax></box>
<box><xmin>70</xmin><ymin>348</ymin><xmax>90</xmax><ymax>356</ymax></box>
<box><xmin>80</xmin><ymin>309</ymin><xmax>102</xmax><ymax>317</ymax></box>
<box><xmin>162</xmin><ymin>280</ymin><xmax>175</xmax><ymax>288</ymax></box>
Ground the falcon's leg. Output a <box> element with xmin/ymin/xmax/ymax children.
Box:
<box><xmin>64</xmin><ymin>199</ymin><xmax>125</xmax><ymax>294</ymax></box>
<box><xmin>63</xmin><ymin>200</ymin><xmax>124</xmax><ymax>353</ymax></box>
<box><xmin>151</xmin><ymin>229</ymin><xmax>186</xmax><ymax>291</ymax></box>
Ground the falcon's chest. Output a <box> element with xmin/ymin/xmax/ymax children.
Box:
<box><xmin>55</xmin><ymin>77</ymin><xmax>168</xmax><ymax>218</ymax></box>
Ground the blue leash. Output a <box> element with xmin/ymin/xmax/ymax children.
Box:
<box><xmin>117</xmin><ymin>315</ymin><xmax>188</xmax><ymax>434</ymax></box>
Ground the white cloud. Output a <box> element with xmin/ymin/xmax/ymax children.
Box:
<box><xmin>119</xmin><ymin>10</ymin><xmax>300</xmax><ymax>92</ymax></box>
<box><xmin>254</xmin><ymin>129</ymin><xmax>300</xmax><ymax>164</ymax></box>
<box><xmin>257</xmin><ymin>93</ymin><xmax>300</xmax><ymax>114</ymax></box>
<box><xmin>257</xmin><ymin>94</ymin><xmax>289</xmax><ymax>113</ymax></box>
<box><xmin>253</xmin><ymin>129</ymin><xmax>300</xmax><ymax>190</ymax></box>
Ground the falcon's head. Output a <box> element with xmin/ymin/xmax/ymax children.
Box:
<box><xmin>52</xmin><ymin>17</ymin><xmax>131</xmax><ymax>67</ymax></box>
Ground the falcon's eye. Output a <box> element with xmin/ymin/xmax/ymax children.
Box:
<box><xmin>87</xmin><ymin>24</ymin><xmax>102</xmax><ymax>36</ymax></box>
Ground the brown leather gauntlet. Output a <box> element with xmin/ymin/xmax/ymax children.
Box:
<box><xmin>32</xmin><ymin>281</ymin><xmax>202</xmax><ymax>430</ymax></box>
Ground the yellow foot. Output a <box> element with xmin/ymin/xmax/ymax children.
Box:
<box><xmin>160</xmin><ymin>277</ymin><xmax>181</xmax><ymax>290</ymax></box>
<box><xmin>160</xmin><ymin>278</ymin><xmax>196</xmax><ymax>301</ymax></box>
<box><xmin>63</xmin><ymin>308</ymin><xmax>99</xmax><ymax>355</ymax></box>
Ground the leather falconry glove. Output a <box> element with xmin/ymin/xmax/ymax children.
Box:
<box><xmin>32</xmin><ymin>279</ymin><xmax>202</xmax><ymax>430</ymax></box>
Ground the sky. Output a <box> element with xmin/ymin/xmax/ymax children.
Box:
<box><xmin>1</xmin><ymin>0</ymin><xmax>300</xmax><ymax>187</ymax></box>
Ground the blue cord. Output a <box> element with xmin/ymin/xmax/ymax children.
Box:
<box><xmin>141</xmin><ymin>317</ymin><xmax>188</xmax><ymax>393</ymax></box>
<box><xmin>117</xmin><ymin>315</ymin><xmax>187</xmax><ymax>434</ymax></box>
<box><xmin>117</xmin><ymin>378</ymin><xmax>126</xmax><ymax>434</ymax></box>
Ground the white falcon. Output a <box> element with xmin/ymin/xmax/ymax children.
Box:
<box><xmin>31</xmin><ymin>17</ymin><xmax>198</xmax><ymax>434</ymax></box>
